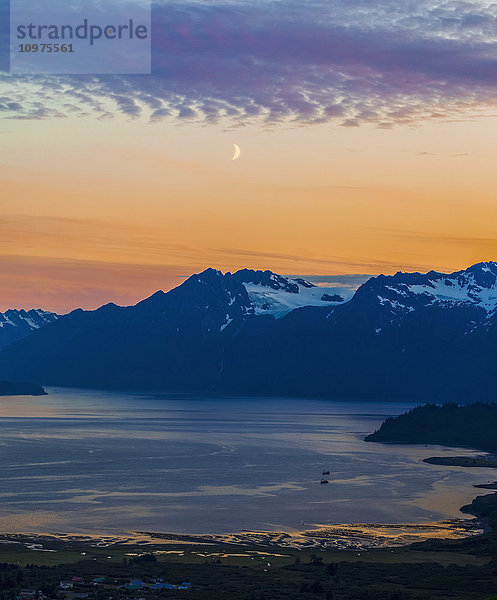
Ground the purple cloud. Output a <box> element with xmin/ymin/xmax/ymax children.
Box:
<box><xmin>2</xmin><ymin>0</ymin><xmax>497</xmax><ymax>125</ymax></box>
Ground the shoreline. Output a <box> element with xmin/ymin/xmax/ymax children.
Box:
<box><xmin>136</xmin><ymin>517</ymin><xmax>484</xmax><ymax>550</ymax></box>
<box><xmin>0</xmin><ymin>514</ymin><xmax>485</xmax><ymax>553</ymax></box>
<box><xmin>0</xmin><ymin>473</ymin><xmax>493</xmax><ymax>554</ymax></box>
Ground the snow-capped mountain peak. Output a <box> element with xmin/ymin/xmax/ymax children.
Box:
<box><xmin>231</xmin><ymin>269</ymin><xmax>350</xmax><ymax>318</ymax></box>
<box><xmin>0</xmin><ymin>308</ymin><xmax>59</xmax><ymax>330</ymax></box>
<box><xmin>0</xmin><ymin>308</ymin><xmax>59</xmax><ymax>350</ymax></box>
<box><xmin>360</xmin><ymin>261</ymin><xmax>497</xmax><ymax>318</ymax></box>
<box><xmin>171</xmin><ymin>268</ymin><xmax>351</xmax><ymax>330</ymax></box>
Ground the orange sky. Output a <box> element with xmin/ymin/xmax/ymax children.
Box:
<box><xmin>1</xmin><ymin>113</ymin><xmax>497</xmax><ymax>313</ymax></box>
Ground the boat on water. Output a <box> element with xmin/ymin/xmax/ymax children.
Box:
<box><xmin>320</xmin><ymin>479</ymin><xmax>329</xmax><ymax>484</ymax></box>
<box><xmin>322</xmin><ymin>469</ymin><xmax>330</xmax><ymax>475</ymax></box>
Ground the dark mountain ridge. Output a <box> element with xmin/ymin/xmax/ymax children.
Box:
<box><xmin>1</xmin><ymin>263</ymin><xmax>497</xmax><ymax>400</ymax></box>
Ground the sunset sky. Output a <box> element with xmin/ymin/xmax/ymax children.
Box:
<box><xmin>2</xmin><ymin>0</ymin><xmax>497</xmax><ymax>313</ymax></box>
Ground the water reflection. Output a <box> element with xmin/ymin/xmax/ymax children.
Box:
<box><xmin>0</xmin><ymin>388</ymin><xmax>492</xmax><ymax>535</ymax></box>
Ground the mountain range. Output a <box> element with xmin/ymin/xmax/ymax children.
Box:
<box><xmin>1</xmin><ymin>263</ymin><xmax>497</xmax><ymax>401</ymax></box>
<box><xmin>0</xmin><ymin>309</ymin><xmax>58</xmax><ymax>351</ymax></box>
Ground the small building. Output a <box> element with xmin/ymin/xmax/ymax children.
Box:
<box><xmin>126</xmin><ymin>580</ymin><xmax>146</xmax><ymax>590</ymax></box>
<box><xmin>60</xmin><ymin>581</ymin><xmax>74</xmax><ymax>590</ymax></box>
<box><xmin>151</xmin><ymin>582</ymin><xmax>192</xmax><ymax>590</ymax></box>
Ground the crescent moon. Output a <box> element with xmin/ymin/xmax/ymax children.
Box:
<box><xmin>232</xmin><ymin>143</ymin><xmax>241</xmax><ymax>161</ymax></box>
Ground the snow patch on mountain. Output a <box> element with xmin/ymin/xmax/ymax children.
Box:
<box><xmin>358</xmin><ymin>261</ymin><xmax>497</xmax><ymax>334</ymax></box>
<box><xmin>0</xmin><ymin>308</ymin><xmax>60</xmax><ymax>351</ymax></box>
<box><xmin>378</xmin><ymin>262</ymin><xmax>497</xmax><ymax>316</ymax></box>
<box><xmin>232</xmin><ymin>270</ymin><xmax>353</xmax><ymax>318</ymax></box>
<box><xmin>0</xmin><ymin>309</ymin><xmax>59</xmax><ymax>330</ymax></box>
<box><xmin>406</xmin><ymin>279</ymin><xmax>497</xmax><ymax>310</ymax></box>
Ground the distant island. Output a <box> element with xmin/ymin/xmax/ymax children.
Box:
<box><xmin>0</xmin><ymin>380</ymin><xmax>46</xmax><ymax>396</ymax></box>
<box><xmin>424</xmin><ymin>456</ymin><xmax>497</xmax><ymax>468</ymax></box>
<box><xmin>365</xmin><ymin>403</ymin><xmax>497</xmax><ymax>454</ymax></box>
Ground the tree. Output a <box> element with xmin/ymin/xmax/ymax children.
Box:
<box><xmin>309</xmin><ymin>580</ymin><xmax>324</xmax><ymax>594</ymax></box>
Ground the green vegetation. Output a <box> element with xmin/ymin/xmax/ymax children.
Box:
<box><xmin>365</xmin><ymin>403</ymin><xmax>497</xmax><ymax>453</ymax></box>
<box><xmin>0</xmin><ymin>538</ymin><xmax>495</xmax><ymax>600</ymax></box>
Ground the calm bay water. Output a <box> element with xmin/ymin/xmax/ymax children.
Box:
<box><xmin>0</xmin><ymin>388</ymin><xmax>493</xmax><ymax>535</ymax></box>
